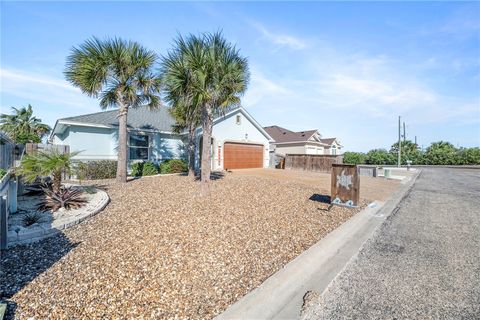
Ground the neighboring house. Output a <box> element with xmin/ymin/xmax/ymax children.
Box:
<box><xmin>50</xmin><ymin>106</ymin><xmax>273</xmax><ymax>170</ymax></box>
<box><xmin>263</xmin><ymin>125</ymin><xmax>342</xmax><ymax>156</ymax></box>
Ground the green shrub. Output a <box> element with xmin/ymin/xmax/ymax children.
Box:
<box><xmin>343</xmin><ymin>152</ymin><xmax>366</xmax><ymax>165</ymax></box>
<box><xmin>160</xmin><ymin>159</ymin><xmax>188</xmax><ymax>174</ymax></box>
<box><xmin>130</xmin><ymin>162</ymin><xmax>144</xmax><ymax>177</ymax></box>
<box><xmin>0</xmin><ymin>168</ymin><xmax>7</xmax><ymax>180</ymax></box>
<box><xmin>75</xmin><ymin>160</ymin><xmax>117</xmax><ymax>180</ymax></box>
<box><xmin>142</xmin><ymin>162</ymin><xmax>159</xmax><ymax>176</ymax></box>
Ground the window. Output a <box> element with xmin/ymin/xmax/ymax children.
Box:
<box><xmin>129</xmin><ymin>134</ymin><xmax>149</xmax><ymax>160</ymax></box>
<box><xmin>332</xmin><ymin>145</ymin><xmax>337</xmax><ymax>155</ymax></box>
<box><xmin>236</xmin><ymin>115</ymin><xmax>241</xmax><ymax>125</ymax></box>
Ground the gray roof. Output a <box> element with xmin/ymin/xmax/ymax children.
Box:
<box><xmin>263</xmin><ymin>125</ymin><xmax>317</xmax><ymax>143</ymax></box>
<box><xmin>320</xmin><ymin>138</ymin><xmax>338</xmax><ymax>145</ymax></box>
<box><xmin>60</xmin><ymin>106</ymin><xmax>176</xmax><ymax>132</ymax></box>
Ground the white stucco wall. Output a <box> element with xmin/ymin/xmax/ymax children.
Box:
<box><xmin>54</xmin><ymin>126</ymin><xmax>117</xmax><ymax>160</ymax></box>
<box><xmin>195</xmin><ymin>109</ymin><xmax>271</xmax><ymax>170</ymax></box>
<box><xmin>53</xmin><ymin>125</ymin><xmax>185</xmax><ymax>162</ymax></box>
<box><xmin>275</xmin><ymin>144</ymin><xmax>307</xmax><ymax>156</ymax></box>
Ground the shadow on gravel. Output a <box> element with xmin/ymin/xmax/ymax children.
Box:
<box><xmin>0</xmin><ymin>233</ymin><xmax>79</xmax><ymax>319</ymax></box>
<box><xmin>309</xmin><ymin>194</ymin><xmax>333</xmax><ymax>212</ymax></box>
<box><xmin>195</xmin><ymin>171</ymin><xmax>225</xmax><ymax>181</ymax></box>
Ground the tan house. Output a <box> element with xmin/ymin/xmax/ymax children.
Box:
<box><xmin>264</xmin><ymin>125</ymin><xmax>342</xmax><ymax>156</ymax></box>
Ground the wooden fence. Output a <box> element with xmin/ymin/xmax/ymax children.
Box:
<box><xmin>0</xmin><ymin>133</ymin><xmax>14</xmax><ymax>170</ymax></box>
<box><xmin>25</xmin><ymin>143</ymin><xmax>70</xmax><ymax>155</ymax></box>
<box><xmin>284</xmin><ymin>154</ymin><xmax>343</xmax><ymax>172</ymax></box>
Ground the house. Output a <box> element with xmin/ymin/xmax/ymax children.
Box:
<box><xmin>263</xmin><ymin>125</ymin><xmax>342</xmax><ymax>156</ymax></box>
<box><xmin>50</xmin><ymin>106</ymin><xmax>274</xmax><ymax>170</ymax></box>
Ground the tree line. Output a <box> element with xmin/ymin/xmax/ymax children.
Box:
<box><xmin>343</xmin><ymin>140</ymin><xmax>480</xmax><ymax>166</ymax></box>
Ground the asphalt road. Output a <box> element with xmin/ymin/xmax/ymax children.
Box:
<box><xmin>302</xmin><ymin>168</ymin><xmax>480</xmax><ymax>319</ymax></box>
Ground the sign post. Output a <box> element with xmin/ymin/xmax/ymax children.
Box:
<box><xmin>331</xmin><ymin>164</ymin><xmax>360</xmax><ymax>207</ymax></box>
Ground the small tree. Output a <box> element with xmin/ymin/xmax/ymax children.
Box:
<box><xmin>457</xmin><ymin>147</ymin><xmax>480</xmax><ymax>165</ymax></box>
<box><xmin>65</xmin><ymin>37</ymin><xmax>161</xmax><ymax>183</ymax></box>
<box><xmin>390</xmin><ymin>140</ymin><xmax>423</xmax><ymax>165</ymax></box>
<box><xmin>0</xmin><ymin>105</ymin><xmax>51</xmax><ymax>143</ymax></box>
<box><xmin>424</xmin><ymin>141</ymin><xmax>458</xmax><ymax>165</ymax></box>
<box><xmin>343</xmin><ymin>152</ymin><xmax>366</xmax><ymax>165</ymax></box>
<box><xmin>160</xmin><ymin>41</ymin><xmax>202</xmax><ymax>178</ymax></box>
<box><xmin>17</xmin><ymin>150</ymin><xmax>79</xmax><ymax>193</ymax></box>
<box><xmin>366</xmin><ymin>149</ymin><xmax>395</xmax><ymax>165</ymax></box>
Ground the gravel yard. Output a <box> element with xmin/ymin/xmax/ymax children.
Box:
<box><xmin>1</xmin><ymin>169</ymin><xmax>399</xmax><ymax>319</ymax></box>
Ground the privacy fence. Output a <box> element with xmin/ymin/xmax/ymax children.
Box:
<box><xmin>25</xmin><ymin>143</ymin><xmax>70</xmax><ymax>155</ymax></box>
<box><xmin>0</xmin><ymin>133</ymin><xmax>14</xmax><ymax>170</ymax></box>
<box><xmin>284</xmin><ymin>154</ymin><xmax>343</xmax><ymax>172</ymax></box>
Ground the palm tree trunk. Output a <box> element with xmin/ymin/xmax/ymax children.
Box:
<box><xmin>200</xmin><ymin>103</ymin><xmax>213</xmax><ymax>187</ymax></box>
<box><xmin>188</xmin><ymin>125</ymin><xmax>196</xmax><ymax>179</ymax></box>
<box><xmin>52</xmin><ymin>170</ymin><xmax>62</xmax><ymax>193</ymax></box>
<box><xmin>116</xmin><ymin>104</ymin><xmax>128</xmax><ymax>183</ymax></box>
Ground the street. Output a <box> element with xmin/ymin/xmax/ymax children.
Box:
<box><xmin>303</xmin><ymin>168</ymin><xmax>480</xmax><ymax>319</ymax></box>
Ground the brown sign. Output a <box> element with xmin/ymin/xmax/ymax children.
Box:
<box><xmin>331</xmin><ymin>164</ymin><xmax>360</xmax><ymax>207</ymax></box>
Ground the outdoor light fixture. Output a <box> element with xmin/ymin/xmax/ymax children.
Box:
<box><xmin>245</xmin><ymin>133</ymin><xmax>248</xmax><ymax>140</ymax></box>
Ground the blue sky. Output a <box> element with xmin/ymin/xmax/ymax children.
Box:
<box><xmin>1</xmin><ymin>1</ymin><xmax>479</xmax><ymax>151</ymax></box>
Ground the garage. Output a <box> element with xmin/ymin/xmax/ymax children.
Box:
<box><xmin>224</xmin><ymin>142</ymin><xmax>263</xmax><ymax>169</ymax></box>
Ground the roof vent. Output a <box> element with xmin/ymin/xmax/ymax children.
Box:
<box><xmin>283</xmin><ymin>132</ymin><xmax>286</xmax><ymax>135</ymax></box>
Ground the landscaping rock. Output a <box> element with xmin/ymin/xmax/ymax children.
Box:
<box><xmin>1</xmin><ymin>172</ymin><xmax>398</xmax><ymax>319</ymax></box>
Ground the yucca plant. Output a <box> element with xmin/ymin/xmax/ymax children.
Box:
<box><xmin>17</xmin><ymin>150</ymin><xmax>80</xmax><ymax>193</ymax></box>
<box><xmin>38</xmin><ymin>186</ymin><xmax>87</xmax><ymax>212</ymax></box>
<box><xmin>22</xmin><ymin>212</ymin><xmax>43</xmax><ymax>227</ymax></box>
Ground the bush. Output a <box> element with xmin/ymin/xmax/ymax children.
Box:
<box><xmin>130</xmin><ymin>161</ymin><xmax>159</xmax><ymax>177</ymax></box>
<box><xmin>160</xmin><ymin>159</ymin><xmax>188</xmax><ymax>174</ymax></box>
<box><xmin>457</xmin><ymin>147</ymin><xmax>480</xmax><ymax>165</ymax></box>
<box><xmin>0</xmin><ymin>168</ymin><xmax>7</xmax><ymax>180</ymax></box>
<box><xmin>130</xmin><ymin>162</ymin><xmax>144</xmax><ymax>177</ymax></box>
<box><xmin>142</xmin><ymin>162</ymin><xmax>159</xmax><ymax>176</ymax></box>
<box><xmin>76</xmin><ymin>160</ymin><xmax>117</xmax><ymax>180</ymax></box>
<box><xmin>366</xmin><ymin>149</ymin><xmax>395</xmax><ymax>165</ymax></box>
<box><xmin>343</xmin><ymin>152</ymin><xmax>366</xmax><ymax>165</ymax></box>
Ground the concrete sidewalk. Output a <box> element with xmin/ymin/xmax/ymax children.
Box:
<box><xmin>217</xmin><ymin>171</ymin><xmax>420</xmax><ymax>320</ymax></box>
<box><xmin>302</xmin><ymin>168</ymin><xmax>480</xmax><ymax>319</ymax></box>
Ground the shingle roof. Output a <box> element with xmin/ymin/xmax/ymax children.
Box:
<box><xmin>60</xmin><ymin>106</ymin><xmax>176</xmax><ymax>132</ymax></box>
<box><xmin>320</xmin><ymin>138</ymin><xmax>337</xmax><ymax>145</ymax></box>
<box><xmin>263</xmin><ymin>125</ymin><xmax>317</xmax><ymax>143</ymax></box>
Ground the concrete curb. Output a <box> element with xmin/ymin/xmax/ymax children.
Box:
<box><xmin>216</xmin><ymin>170</ymin><xmax>422</xmax><ymax>320</ymax></box>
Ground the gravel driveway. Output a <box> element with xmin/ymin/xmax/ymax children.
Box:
<box><xmin>302</xmin><ymin>168</ymin><xmax>480</xmax><ymax>319</ymax></box>
<box><xmin>1</xmin><ymin>169</ymin><xmax>398</xmax><ymax>319</ymax></box>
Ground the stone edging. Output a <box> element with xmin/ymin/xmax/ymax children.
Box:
<box><xmin>7</xmin><ymin>188</ymin><xmax>110</xmax><ymax>247</ymax></box>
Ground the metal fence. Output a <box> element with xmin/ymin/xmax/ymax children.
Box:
<box><xmin>284</xmin><ymin>154</ymin><xmax>343</xmax><ymax>172</ymax></box>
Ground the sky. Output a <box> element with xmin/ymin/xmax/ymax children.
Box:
<box><xmin>1</xmin><ymin>1</ymin><xmax>479</xmax><ymax>152</ymax></box>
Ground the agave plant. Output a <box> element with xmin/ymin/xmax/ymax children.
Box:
<box><xmin>22</xmin><ymin>212</ymin><xmax>43</xmax><ymax>227</ymax></box>
<box><xmin>38</xmin><ymin>186</ymin><xmax>87</xmax><ymax>212</ymax></box>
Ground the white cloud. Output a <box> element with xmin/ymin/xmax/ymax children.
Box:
<box><xmin>251</xmin><ymin>22</ymin><xmax>308</xmax><ymax>50</ymax></box>
<box><xmin>243</xmin><ymin>67</ymin><xmax>293</xmax><ymax>108</ymax></box>
<box><xmin>0</xmin><ymin>68</ymin><xmax>99</xmax><ymax>110</ymax></box>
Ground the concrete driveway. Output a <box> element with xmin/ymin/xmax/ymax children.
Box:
<box><xmin>302</xmin><ymin>168</ymin><xmax>480</xmax><ymax>319</ymax></box>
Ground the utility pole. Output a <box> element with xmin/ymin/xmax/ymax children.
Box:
<box><xmin>403</xmin><ymin>122</ymin><xmax>406</xmax><ymax>142</ymax></box>
<box><xmin>415</xmin><ymin>135</ymin><xmax>417</xmax><ymax>146</ymax></box>
<box><xmin>398</xmin><ymin>116</ymin><xmax>401</xmax><ymax>167</ymax></box>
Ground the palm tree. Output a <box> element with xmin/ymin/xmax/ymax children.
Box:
<box><xmin>164</xmin><ymin>33</ymin><xmax>249</xmax><ymax>188</ymax></box>
<box><xmin>0</xmin><ymin>104</ymin><xmax>51</xmax><ymax>143</ymax></box>
<box><xmin>17</xmin><ymin>150</ymin><xmax>80</xmax><ymax>193</ymax></box>
<box><xmin>160</xmin><ymin>41</ymin><xmax>201</xmax><ymax>179</ymax></box>
<box><xmin>65</xmin><ymin>37</ymin><xmax>161</xmax><ymax>183</ymax></box>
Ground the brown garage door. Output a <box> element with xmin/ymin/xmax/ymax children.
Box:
<box><xmin>224</xmin><ymin>142</ymin><xmax>263</xmax><ymax>169</ymax></box>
